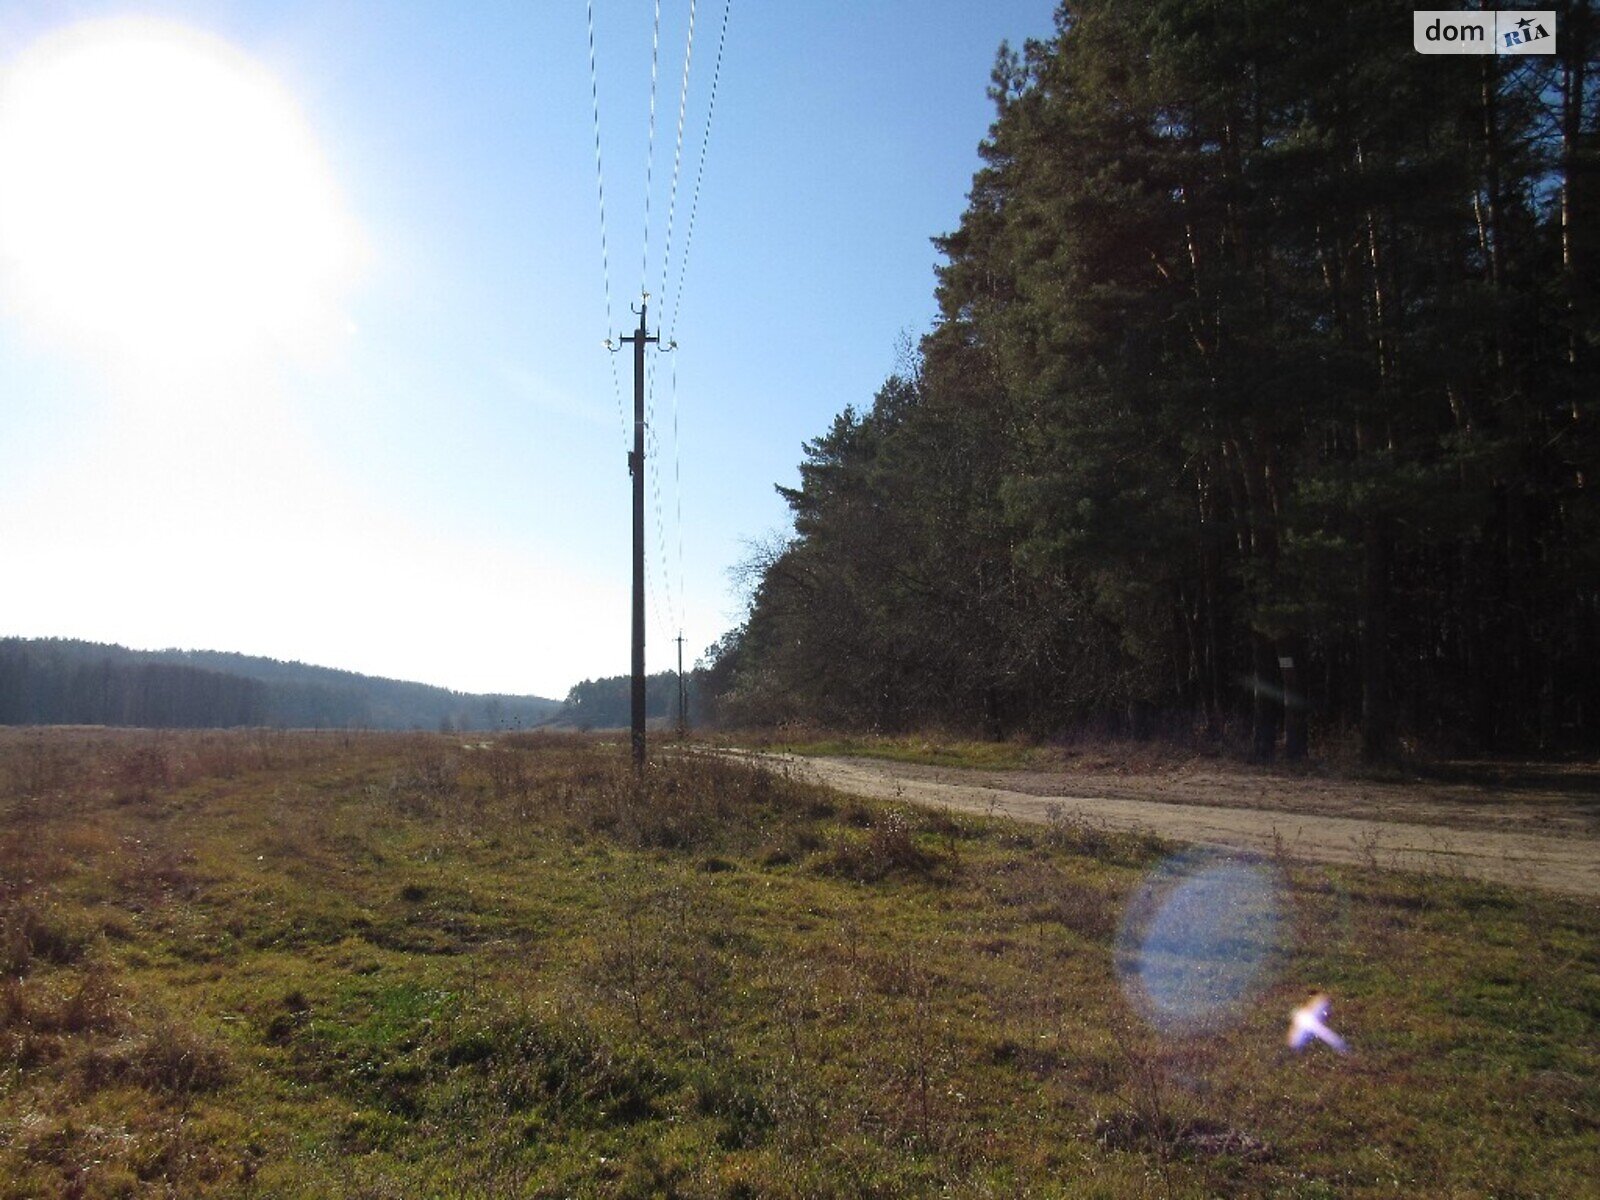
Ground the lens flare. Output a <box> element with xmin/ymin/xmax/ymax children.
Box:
<box><xmin>1287</xmin><ymin>992</ymin><xmax>1349</xmax><ymax>1054</ymax></box>
<box><xmin>1237</xmin><ymin>674</ymin><xmax>1306</xmax><ymax>710</ymax></box>
<box><xmin>1116</xmin><ymin>851</ymin><xmax>1286</xmax><ymax>1034</ymax></box>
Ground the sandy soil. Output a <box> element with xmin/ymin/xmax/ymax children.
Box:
<box><xmin>729</xmin><ymin>751</ymin><xmax>1600</xmax><ymax>899</ymax></box>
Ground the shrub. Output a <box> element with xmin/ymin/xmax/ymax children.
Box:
<box><xmin>125</xmin><ymin>1020</ymin><xmax>233</xmax><ymax>1096</ymax></box>
<box><xmin>0</xmin><ymin>903</ymin><xmax>93</xmax><ymax>975</ymax></box>
<box><xmin>820</xmin><ymin>809</ymin><xmax>945</xmax><ymax>883</ymax></box>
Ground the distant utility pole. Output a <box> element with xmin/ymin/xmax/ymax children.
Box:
<box><xmin>675</xmin><ymin>632</ymin><xmax>687</xmax><ymax>738</ymax></box>
<box><xmin>615</xmin><ymin>295</ymin><xmax>660</xmax><ymax>774</ymax></box>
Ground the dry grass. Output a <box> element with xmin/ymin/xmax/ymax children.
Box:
<box><xmin>0</xmin><ymin>727</ymin><xmax>1594</xmax><ymax>1197</ymax></box>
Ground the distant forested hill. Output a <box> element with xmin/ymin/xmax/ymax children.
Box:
<box><xmin>0</xmin><ymin>638</ymin><xmax>562</xmax><ymax>730</ymax></box>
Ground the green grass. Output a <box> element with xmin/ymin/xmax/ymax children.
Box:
<box><xmin>715</xmin><ymin>730</ymin><xmax>1049</xmax><ymax>771</ymax></box>
<box><xmin>0</xmin><ymin>727</ymin><xmax>1595</xmax><ymax>1197</ymax></box>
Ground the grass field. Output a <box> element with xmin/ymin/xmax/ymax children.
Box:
<box><xmin>718</xmin><ymin>732</ymin><xmax>1050</xmax><ymax>772</ymax></box>
<box><xmin>0</xmin><ymin>728</ymin><xmax>1595</xmax><ymax>1198</ymax></box>
<box><xmin>713</xmin><ymin>729</ymin><xmax>1342</xmax><ymax>775</ymax></box>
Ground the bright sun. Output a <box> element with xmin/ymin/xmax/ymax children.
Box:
<box><xmin>0</xmin><ymin>17</ymin><xmax>362</xmax><ymax>370</ymax></box>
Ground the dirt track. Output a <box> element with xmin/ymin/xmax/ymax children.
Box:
<box><xmin>734</xmin><ymin>752</ymin><xmax>1600</xmax><ymax>899</ymax></box>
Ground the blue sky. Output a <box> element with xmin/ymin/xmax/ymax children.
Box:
<box><xmin>0</xmin><ymin>1</ymin><xmax>1057</xmax><ymax>699</ymax></box>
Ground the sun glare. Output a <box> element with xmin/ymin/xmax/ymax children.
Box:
<box><xmin>0</xmin><ymin>18</ymin><xmax>362</xmax><ymax>370</ymax></box>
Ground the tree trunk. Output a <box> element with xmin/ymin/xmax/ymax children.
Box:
<box><xmin>1250</xmin><ymin>633</ymin><xmax>1278</xmax><ymax>762</ymax></box>
<box><xmin>1280</xmin><ymin>638</ymin><xmax>1308</xmax><ymax>762</ymax></box>
<box><xmin>1361</xmin><ymin>519</ymin><xmax>1393</xmax><ymax>762</ymax></box>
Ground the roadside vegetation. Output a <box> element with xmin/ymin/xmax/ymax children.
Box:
<box><xmin>1</xmin><ymin>728</ymin><xmax>1595</xmax><ymax>1197</ymax></box>
<box><xmin>712</xmin><ymin>730</ymin><xmax>1051</xmax><ymax>772</ymax></box>
<box><xmin>710</xmin><ymin>727</ymin><xmax>1386</xmax><ymax>776</ymax></box>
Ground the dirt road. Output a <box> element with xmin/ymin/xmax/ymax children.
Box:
<box><xmin>734</xmin><ymin>752</ymin><xmax>1600</xmax><ymax>899</ymax></box>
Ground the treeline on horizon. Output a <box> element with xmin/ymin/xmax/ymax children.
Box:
<box><xmin>704</xmin><ymin>0</ymin><xmax>1599</xmax><ymax>759</ymax></box>
<box><xmin>560</xmin><ymin>670</ymin><xmax>705</xmax><ymax>730</ymax></box>
<box><xmin>0</xmin><ymin>639</ymin><xmax>562</xmax><ymax>731</ymax></box>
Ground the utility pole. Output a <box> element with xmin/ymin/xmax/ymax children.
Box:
<box><xmin>675</xmin><ymin>632</ymin><xmax>687</xmax><ymax>738</ymax></box>
<box><xmin>615</xmin><ymin>296</ymin><xmax>660</xmax><ymax>774</ymax></box>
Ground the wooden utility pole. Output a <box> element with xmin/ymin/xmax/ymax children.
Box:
<box><xmin>675</xmin><ymin>632</ymin><xmax>687</xmax><ymax>738</ymax></box>
<box><xmin>618</xmin><ymin>297</ymin><xmax>659</xmax><ymax>773</ymax></box>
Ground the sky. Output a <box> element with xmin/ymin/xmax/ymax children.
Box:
<box><xmin>0</xmin><ymin>0</ymin><xmax>1059</xmax><ymax>700</ymax></box>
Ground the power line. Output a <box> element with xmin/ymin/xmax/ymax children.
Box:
<box><xmin>647</xmin><ymin>537</ymin><xmax>672</xmax><ymax>656</ymax></box>
<box><xmin>585</xmin><ymin>0</ymin><xmax>627</xmax><ymax>448</ymax></box>
<box><xmin>646</xmin><ymin>352</ymin><xmax>682</xmax><ymax>651</ymax></box>
<box><xmin>586</xmin><ymin>1</ymin><xmax>733</xmax><ymax>761</ymax></box>
<box><xmin>651</xmin><ymin>1</ymin><xmax>722</xmax><ymax>675</ymax></box>
<box><xmin>659</xmin><ymin>0</ymin><xmax>698</xmax><ymax>315</ymax></box>
<box><xmin>646</xmin><ymin>358</ymin><xmax>679</xmax><ymax>639</ymax></box>
<box><xmin>667</xmin><ymin>0</ymin><xmax>733</xmax><ymax>340</ymax></box>
<box><xmin>640</xmin><ymin>0</ymin><xmax>663</xmax><ymax>298</ymax></box>
<box><xmin>671</xmin><ymin>347</ymin><xmax>684</xmax><ymax>638</ymax></box>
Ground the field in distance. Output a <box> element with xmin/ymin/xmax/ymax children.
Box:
<box><xmin>1</xmin><ymin>728</ymin><xmax>1595</xmax><ymax>1197</ymax></box>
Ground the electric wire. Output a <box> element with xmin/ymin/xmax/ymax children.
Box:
<box><xmin>665</xmin><ymin>0</ymin><xmax>735</xmax><ymax>655</ymax></box>
<box><xmin>643</xmin><ymin>309</ymin><xmax>667</xmax><ymax>639</ymax></box>
<box><xmin>666</xmin><ymin>0</ymin><xmax>732</xmax><ymax>341</ymax></box>
<box><xmin>653</xmin><ymin>0</ymin><xmax>722</xmax><ymax>665</ymax></box>
<box><xmin>591</xmin><ymin>0</ymin><xmax>733</xmax><ymax>673</ymax></box>
<box><xmin>649</xmin><ymin>360</ymin><xmax>680</xmax><ymax>638</ymax></box>
<box><xmin>654</xmin><ymin>0</ymin><xmax>698</xmax><ymax>653</ymax></box>
<box><xmin>658</xmin><ymin>0</ymin><xmax>697</xmax><ymax>319</ymax></box>
<box><xmin>670</xmin><ymin>348</ymin><xmax>684</xmax><ymax>641</ymax></box>
<box><xmin>585</xmin><ymin>0</ymin><xmax>627</xmax><ymax>449</ymax></box>
<box><xmin>652</xmin><ymin>472</ymin><xmax>676</xmax><ymax>642</ymax></box>
<box><xmin>645</xmin><ymin>356</ymin><xmax>676</xmax><ymax>644</ymax></box>
<box><xmin>655</xmin><ymin>460</ymin><xmax>679</xmax><ymax>634</ymax></box>
<box><xmin>644</xmin><ymin>542</ymin><xmax>669</xmax><ymax>674</ymax></box>
<box><xmin>640</xmin><ymin>0</ymin><xmax>663</xmax><ymax>300</ymax></box>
